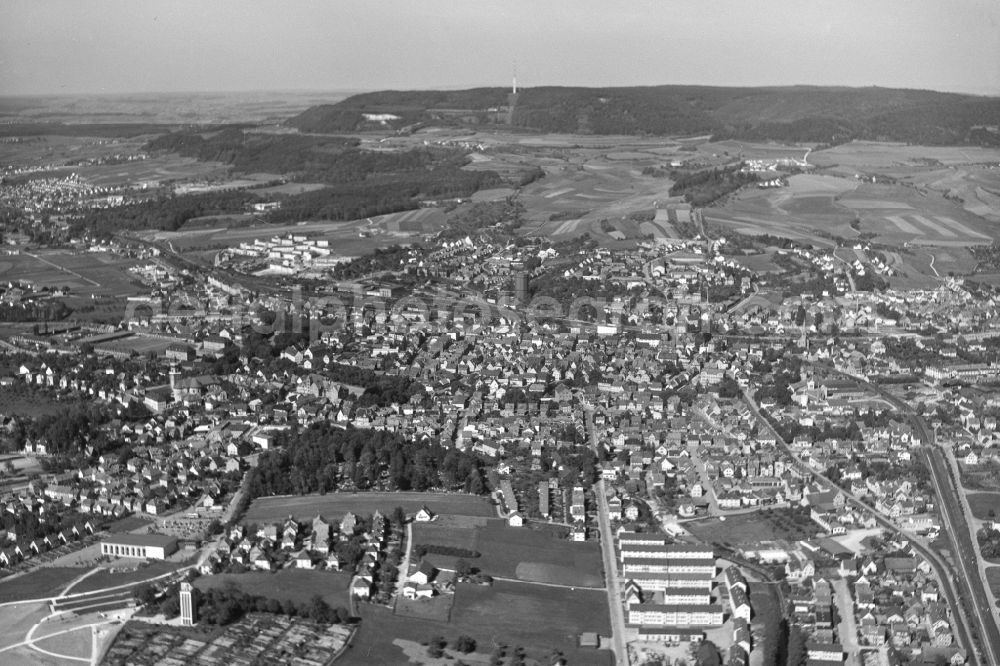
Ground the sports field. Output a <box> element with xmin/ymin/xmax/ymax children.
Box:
<box><xmin>242</xmin><ymin>491</ymin><xmax>495</xmax><ymax>524</ymax></box>
<box><xmin>685</xmin><ymin>509</ymin><xmax>819</xmax><ymax>545</ymax></box>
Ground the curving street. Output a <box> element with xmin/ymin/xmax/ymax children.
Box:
<box><xmin>741</xmin><ymin>383</ymin><xmax>995</xmax><ymax>665</ymax></box>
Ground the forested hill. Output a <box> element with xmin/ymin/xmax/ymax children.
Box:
<box><xmin>287</xmin><ymin>85</ymin><xmax>1000</xmax><ymax>146</ymax></box>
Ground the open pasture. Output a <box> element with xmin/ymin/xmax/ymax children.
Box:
<box><xmin>394</xmin><ymin>593</ymin><xmax>454</xmax><ymax>622</ymax></box>
<box><xmin>707</xmin><ymin>177</ymin><xmax>860</xmax><ymax>244</ymax></box>
<box><xmin>374</xmin><ymin>207</ymin><xmax>446</xmax><ymax>233</ymax></box>
<box><xmin>783</xmin><ymin>173</ymin><xmax>857</xmax><ymax>195</ymax></box>
<box><xmin>908</xmin><ymin>168</ymin><xmax>1000</xmax><ymax>223</ymax></box>
<box><xmin>342</xmin><ymin>581</ymin><xmax>611</xmax><ymax>666</ymax></box>
<box><xmin>31</xmin><ymin>627</ymin><xmax>94</xmax><ymax>663</ymax></box>
<box><xmin>731</xmin><ymin>251</ymin><xmax>783</xmax><ymax>274</ymax></box>
<box><xmin>966</xmin><ymin>493</ymin><xmax>1000</xmax><ymax>521</ymax></box>
<box><xmin>156</xmin><ymin>209</ymin><xmax>430</xmax><ymax>258</ymax></box>
<box><xmin>0</xmin><ymin>567</ymin><xmax>86</xmax><ymax>603</ymax></box>
<box><xmin>253</xmin><ymin>182</ymin><xmax>328</xmax><ymax>196</ymax></box>
<box><xmin>193</xmin><ymin>570</ymin><xmax>352</xmax><ymax>609</ymax></box>
<box><xmin>518</xmin><ymin>162</ymin><xmax>674</xmax><ymax>243</ymax></box>
<box><xmin>68</xmin><ymin>561</ymin><xmax>186</xmax><ymax>595</ymax></box>
<box><xmin>242</xmin><ymin>491</ymin><xmax>495</xmax><ymax>525</ymax></box>
<box><xmin>413</xmin><ymin>519</ymin><xmax>604</xmax><ymax>587</ymax></box>
<box><xmin>811</xmin><ymin>141</ymin><xmax>1000</xmax><ymax>169</ymax></box>
<box><xmin>696</xmin><ymin>140</ymin><xmax>811</xmax><ymax>161</ymax></box>
<box><xmin>82</xmin><ymin>154</ymin><xmax>229</xmax><ymax>187</ymax></box>
<box><xmin>470</xmin><ymin>186</ymin><xmax>517</xmax><ymax>202</ymax></box>
<box><xmin>926</xmin><ymin>247</ymin><xmax>978</xmax><ymax>277</ymax></box>
<box><xmin>988</xmin><ymin>566</ymin><xmax>1000</xmax><ymax>599</ymax></box>
<box><xmin>779</xmin><ymin>195</ymin><xmax>843</xmax><ymax>216</ymax></box>
<box><xmin>705</xmin><ymin>213</ymin><xmax>841</xmax><ymax>247</ymax></box>
<box><xmin>0</xmin><ymin>251</ymin><xmax>142</xmax><ymax>298</ymax></box>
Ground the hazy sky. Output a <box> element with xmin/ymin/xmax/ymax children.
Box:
<box><xmin>1</xmin><ymin>0</ymin><xmax>997</xmax><ymax>96</ymax></box>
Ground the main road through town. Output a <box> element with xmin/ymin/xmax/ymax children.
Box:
<box><xmin>585</xmin><ymin>407</ymin><xmax>628</xmax><ymax>666</ymax></box>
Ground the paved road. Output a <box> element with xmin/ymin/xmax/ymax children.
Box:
<box><xmin>586</xmin><ymin>409</ymin><xmax>627</xmax><ymax>666</ymax></box>
<box><xmin>395</xmin><ymin>521</ymin><xmax>414</xmax><ymax>598</ymax></box>
<box><xmin>939</xmin><ymin>444</ymin><xmax>1000</xmax><ymax>621</ymax></box>
<box><xmin>833</xmin><ymin>578</ymin><xmax>861</xmax><ymax>666</ymax></box>
<box><xmin>740</xmin><ymin>385</ymin><xmax>986</xmax><ymax>665</ymax></box>
<box><xmin>595</xmin><ymin>478</ymin><xmax>627</xmax><ymax>666</ymax></box>
<box><xmin>923</xmin><ymin>447</ymin><xmax>1000</xmax><ymax>665</ymax></box>
<box><xmin>814</xmin><ymin>366</ymin><xmax>1000</xmax><ymax>664</ymax></box>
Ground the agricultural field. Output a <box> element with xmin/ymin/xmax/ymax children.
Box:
<box><xmin>901</xmin><ymin>167</ymin><xmax>1000</xmax><ymax>223</ymax></box>
<box><xmin>708</xmin><ymin>165</ymin><xmax>998</xmax><ymax>254</ymax></box>
<box><xmin>809</xmin><ymin>141</ymin><xmax>1000</xmax><ymax>170</ymax></box>
<box><xmin>0</xmin><ymin>133</ymin><xmax>230</xmax><ymax>187</ymax></box>
<box><xmin>342</xmin><ymin>580</ymin><xmax>612</xmax><ymax>666</ymax></box>
<box><xmin>930</xmin><ymin>246</ymin><xmax>980</xmax><ymax>276</ymax></box>
<box><xmin>394</xmin><ymin>593</ymin><xmax>454</xmax><ymax>623</ymax></box>
<box><xmin>840</xmin><ymin>183</ymin><xmax>994</xmax><ymax>247</ymax></box>
<box><xmin>412</xmin><ymin>519</ymin><xmax>604</xmax><ymax>588</ymax></box>
<box><xmin>193</xmin><ymin>570</ymin><xmax>352</xmax><ymax>609</ymax></box>
<box><xmin>696</xmin><ymin>140</ymin><xmax>812</xmax><ymax>162</ymax></box>
<box><xmin>518</xmin><ymin>159</ymin><xmax>675</xmax><ymax>244</ymax></box>
<box><xmin>242</xmin><ymin>491</ymin><xmax>495</xmax><ymax>525</ymax></box>
<box><xmin>685</xmin><ymin>508</ymin><xmax>819</xmax><ymax>546</ymax></box>
<box><xmin>151</xmin><ymin>206</ymin><xmax>439</xmax><ymax>257</ymax></box>
<box><xmin>82</xmin><ymin>154</ymin><xmax>229</xmax><ymax>187</ymax></box>
<box><xmin>0</xmin><ymin>250</ymin><xmax>143</xmax><ymax>298</ymax></box>
<box><xmin>730</xmin><ymin>251</ymin><xmax>783</xmax><ymax>274</ymax></box>
<box><xmin>966</xmin><ymin>493</ymin><xmax>1000</xmax><ymax>521</ymax></box>
<box><xmin>254</xmin><ymin>182</ymin><xmax>328</xmax><ymax>196</ymax></box>
<box><xmin>704</xmin><ymin>175</ymin><xmax>858</xmax><ymax>246</ymax></box>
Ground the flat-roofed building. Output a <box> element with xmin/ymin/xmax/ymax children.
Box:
<box><xmin>100</xmin><ymin>533</ymin><xmax>178</xmax><ymax>560</ymax></box>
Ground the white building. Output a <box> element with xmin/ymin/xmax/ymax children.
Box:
<box><xmin>100</xmin><ymin>533</ymin><xmax>178</xmax><ymax>560</ymax></box>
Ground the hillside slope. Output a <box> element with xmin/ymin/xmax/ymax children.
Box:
<box><xmin>287</xmin><ymin>85</ymin><xmax>1000</xmax><ymax>146</ymax></box>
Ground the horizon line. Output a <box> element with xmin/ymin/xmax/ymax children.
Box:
<box><xmin>2</xmin><ymin>82</ymin><xmax>998</xmax><ymax>99</ymax></box>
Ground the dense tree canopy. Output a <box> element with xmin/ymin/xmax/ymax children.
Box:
<box><xmin>246</xmin><ymin>424</ymin><xmax>489</xmax><ymax>496</ymax></box>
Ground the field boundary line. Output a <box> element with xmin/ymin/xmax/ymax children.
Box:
<box><xmin>438</xmin><ymin>567</ymin><xmax>604</xmax><ymax>591</ymax></box>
